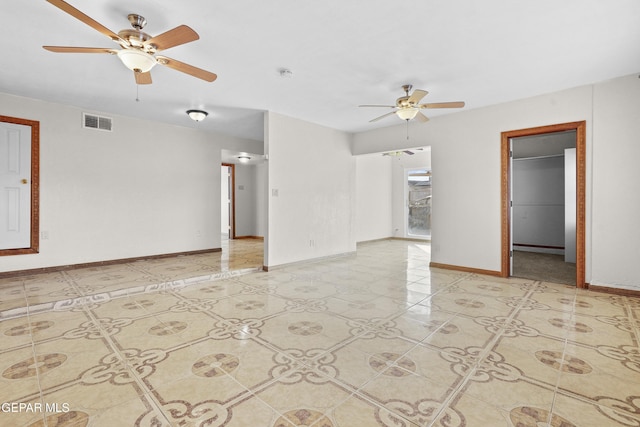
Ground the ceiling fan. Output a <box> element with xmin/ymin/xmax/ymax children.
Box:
<box><xmin>382</xmin><ymin>148</ymin><xmax>424</xmax><ymax>156</ymax></box>
<box><xmin>42</xmin><ymin>0</ymin><xmax>217</xmax><ymax>85</ymax></box>
<box><xmin>360</xmin><ymin>85</ymin><xmax>465</xmax><ymax>123</ymax></box>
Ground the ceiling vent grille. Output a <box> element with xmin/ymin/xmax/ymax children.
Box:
<box><xmin>83</xmin><ymin>113</ymin><xmax>113</xmax><ymax>132</ymax></box>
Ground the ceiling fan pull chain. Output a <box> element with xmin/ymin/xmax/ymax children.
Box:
<box><xmin>406</xmin><ymin>119</ymin><xmax>409</xmax><ymax>140</ymax></box>
<box><xmin>136</xmin><ymin>84</ymin><xmax>140</xmax><ymax>102</ymax></box>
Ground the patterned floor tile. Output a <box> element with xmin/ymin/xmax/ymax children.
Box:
<box><xmin>1</xmin><ymin>239</ymin><xmax>640</xmax><ymax>426</ymax></box>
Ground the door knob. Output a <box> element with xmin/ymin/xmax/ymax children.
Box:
<box><xmin>21</xmin><ymin>179</ymin><xmax>28</xmax><ymax>184</ymax></box>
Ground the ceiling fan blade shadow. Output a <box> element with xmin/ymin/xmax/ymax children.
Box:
<box><xmin>369</xmin><ymin>111</ymin><xmax>397</xmax><ymax>122</ymax></box>
<box><xmin>145</xmin><ymin>25</ymin><xmax>199</xmax><ymax>51</ymax></box>
<box><xmin>408</xmin><ymin>89</ymin><xmax>428</xmax><ymax>104</ymax></box>
<box><xmin>135</xmin><ymin>71</ymin><xmax>152</xmax><ymax>85</ymax></box>
<box><xmin>421</xmin><ymin>101</ymin><xmax>465</xmax><ymax>109</ymax></box>
<box><xmin>46</xmin><ymin>0</ymin><xmax>124</xmax><ymax>43</ymax></box>
<box><xmin>156</xmin><ymin>55</ymin><xmax>217</xmax><ymax>82</ymax></box>
<box><xmin>43</xmin><ymin>46</ymin><xmax>117</xmax><ymax>54</ymax></box>
<box><xmin>416</xmin><ymin>112</ymin><xmax>430</xmax><ymax>122</ymax></box>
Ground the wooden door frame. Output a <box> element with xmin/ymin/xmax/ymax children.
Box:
<box><xmin>222</xmin><ymin>163</ymin><xmax>236</xmax><ymax>239</ymax></box>
<box><xmin>0</xmin><ymin>115</ymin><xmax>40</xmax><ymax>256</ymax></box>
<box><xmin>501</xmin><ymin>121</ymin><xmax>586</xmax><ymax>287</ymax></box>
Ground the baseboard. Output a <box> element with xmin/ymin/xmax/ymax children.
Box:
<box><xmin>234</xmin><ymin>236</ymin><xmax>264</xmax><ymax>240</ymax></box>
<box><xmin>392</xmin><ymin>237</ymin><xmax>431</xmax><ymax>242</ymax></box>
<box><xmin>586</xmin><ymin>283</ymin><xmax>640</xmax><ymax>297</ymax></box>
<box><xmin>357</xmin><ymin>237</ymin><xmax>430</xmax><ymax>244</ymax></box>
<box><xmin>429</xmin><ymin>262</ymin><xmax>502</xmax><ymax>277</ymax></box>
<box><xmin>356</xmin><ymin>237</ymin><xmax>395</xmax><ymax>244</ymax></box>
<box><xmin>263</xmin><ymin>251</ymin><xmax>357</xmax><ymax>272</ymax></box>
<box><xmin>513</xmin><ymin>243</ymin><xmax>564</xmax><ymax>250</ymax></box>
<box><xmin>0</xmin><ymin>248</ymin><xmax>222</xmax><ymax>279</ymax></box>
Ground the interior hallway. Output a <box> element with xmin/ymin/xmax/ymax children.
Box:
<box><xmin>0</xmin><ymin>239</ymin><xmax>639</xmax><ymax>426</ymax></box>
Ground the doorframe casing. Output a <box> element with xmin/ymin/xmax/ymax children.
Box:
<box><xmin>500</xmin><ymin>121</ymin><xmax>586</xmax><ymax>288</ymax></box>
<box><xmin>222</xmin><ymin>163</ymin><xmax>236</xmax><ymax>239</ymax></box>
<box><xmin>0</xmin><ymin>115</ymin><xmax>40</xmax><ymax>256</ymax></box>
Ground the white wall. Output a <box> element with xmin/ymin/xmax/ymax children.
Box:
<box><xmin>265</xmin><ymin>112</ymin><xmax>355</xmax><ymax>267</ymax></box>
<box><xmin>355</xmin><ymin>154</ymin><xmax>393</xmax><ymax>242</ymax></box>
<box><xmin>352</xmin><ymin>73</ymin><xmax>640</xmax><ymax>291</ymax></box>
<box><xmin>234</xmin><ymin>163</ymin><xmax>259</xmax><ymax>237</ymax></box>
<box><xmin>0</xmin><ymin>92</ymin><xmax>257</xmax><ymax>273</ymax></box>
<box><xmin>590</xmin><ymin>74</ymin><xmax>640</xmax><ymax>290</ymax></box>
<box><xmin>512</xmin><ymin>156</ymin><xmax>565</xmax><ymax>253</ymax></box>
<box><xmin>255</xmin><ymin>162</ymin><xmax>267</xmax><ymax>238</ymax></box>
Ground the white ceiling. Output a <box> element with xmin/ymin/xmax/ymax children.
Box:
<box><xmin>2</xmin><ymin>1</ymin><xmax>639</xmax><ymax>143</ymax></box>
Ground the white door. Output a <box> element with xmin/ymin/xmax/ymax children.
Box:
<box><xmin>0</xmin><ymin>122</ymin><xmax>32</xmax><ymax>249</ymax></box>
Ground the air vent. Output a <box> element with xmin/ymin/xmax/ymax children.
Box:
<box><xmin>83</xmin><ymin>113</ymin><xmax>113</xmax><ymax>132</ymax></box>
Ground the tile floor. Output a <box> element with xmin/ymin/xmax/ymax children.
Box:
<box><xmin>0</xmin><ymin>239</ymin><xmax>639</xmax><ymax>426</ymax></box>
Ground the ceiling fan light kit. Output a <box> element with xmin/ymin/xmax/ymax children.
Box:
<box><xmin>396</xmin><ymin>107</ymin><xmax>419</xmax><ymax>121</ymax></box>
<box><xmin>117</xmin><ymin>49</ymin><xmax>156</xmax><ymax>73</ymax></box>
<box><xmin>186</xmin><ymin>110</ymin><xmax>208</xmax><ymax>122</ymax></box>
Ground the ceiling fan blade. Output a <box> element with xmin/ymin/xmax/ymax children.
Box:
<box><xmin>403</xmin><ymin>150</ymin><xmax>415</xmax><ymax>155</ymax></box>
<box><xmin>421</xmin><ymin>101</ymin><xmax>465</xmax><ymax>109</ymax></box>
<box><xmin>145</xmin><ymin>25</ymin><xmax>199</xmax><ymax>51</ymax></box>
<box><xmin>416</xmin><ymin>112</ymin><xmax>430</xmax><ymax>122</ymax></box>
<box><xmin>156</xmin><ymin>55</ymin><xmax>217</xmax><ymax>82</ymax></box>
<box><xmin>46</xmin><ymin>0</ymin><xmax>123</xmax><ymax>43</ymax></box>
<box><xmin>369</xmin><ymin>111</ymin><xmax>397</xmax><ymax>122</ymax></box>
<box><xmin>43</xmin><ymin>46</ymin><xmax>116</xmax><ymax>54</ymax></box>
<box><xmin>359</xmin><ymin>104</ymin><xmax>396</xmax><ymax>108</ymax></box>
<box><xmin>408</xmin><ymin>89</ymin><xmax>428</xmax><ymax>104</ymax></box>
<box><xmin>135</xmin><ymin>71</ymin><xmax>152</xmax><ymax>85</ymax></box>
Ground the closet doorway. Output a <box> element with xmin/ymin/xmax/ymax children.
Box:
<box><xmin>501</xmin><ymin>121</ymin><xmax>586</xmax><ymax>288</ymax></box>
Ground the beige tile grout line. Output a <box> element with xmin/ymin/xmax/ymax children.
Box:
<box><xmin>303</xmin><ymin>273</ymin><xmax>476</xmax><ymax>427</ymax></box>
<box><xmin>425</xmin><ymin>279</ymin><xmax>549</xmax><ymax>427</ymax></box>
<box><xmin>58</xmin><ymin>270</ymin><xmax>173</xmax><ymax>426</ymax></box>
<box><xmin>545</xmin><ymin>287</ymin><xmax>576</xmax><ymax>426</ymax></box>
<box><xmin>24</xmin><ymin>280</ymin><xmax>49</xmax><ymax>427</ymax></box>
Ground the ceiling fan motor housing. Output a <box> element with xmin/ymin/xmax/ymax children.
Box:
<box><xmin>396</xmin><ymin>96</ymin><xmax>413</xmax><ymax>108</ymax></box>
<box><xmin>128</xmin><ymin>14</ymin><xmax>147</xmax><ymax>30</ymax></box>
<box><xmin>118</xmin><ymin>29</ymin><xmax>154</xmax><ymax>51</ymax></box>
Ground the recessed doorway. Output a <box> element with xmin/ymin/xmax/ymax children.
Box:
<box><xmin>501</xmin><ymin>121</ymin><xmax>586</xmax><ymax>287</ymax></box>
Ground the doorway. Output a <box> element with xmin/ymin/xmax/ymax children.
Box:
<box><xmin>221</xmin><ymin>163</ymin><xmax>235</xmax><ymax>240</ymax></box>
<box><xmin>406</xmin><ymin>168</ymin><xmax>432</xmax><ymax>239</ymax></box>
<box><xmin>501</xmin><ymin>121</ymin><xmax>586</xmax><ymax>288</ymax></box>
<box><xmin>0</xmin><ymin>115</ymin><xmax>40</xmax><ymax>256</ymax></box>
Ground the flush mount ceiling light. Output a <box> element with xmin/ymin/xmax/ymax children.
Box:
<box><xmin>186</xmin><ymin>109</ymin><xmax>208</xmax><ymax>122</ymax></box>
<box><xmin>237</xmin><ymin>155</ymin><xmax>251</xmax><ymax>162</ymax></box>
<box><xmin>116</xmin><ymin>49</ymin><xmax>157</xmax><ymax>73</ymax></box>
